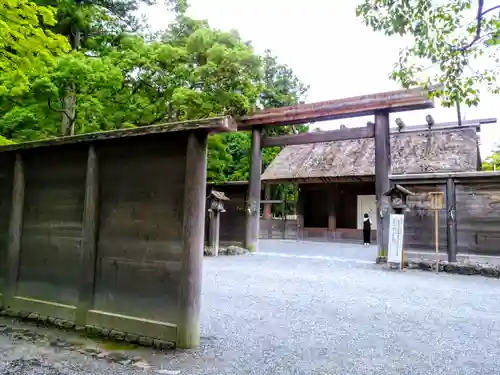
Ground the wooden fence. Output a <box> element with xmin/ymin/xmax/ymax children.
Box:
<box><xmin>0</xmin><ymin>117</ymin><xmax>234</xmax><ymax>349</ymax></box>
<box><xmin>391</xmin><ymin>171</ymin><xmax>500</xmax><ymax>260</ymax></box>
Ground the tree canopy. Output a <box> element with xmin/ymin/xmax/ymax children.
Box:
<box><xmin>356</xmin><ymin>0</ymin><xmax>500</xmax><ymax>106</ymax></box>
<box><xmin>0</xmin><ymin>0</ymin><xmax>309</xmax><ymax>188</ymax></box>
<box><xmin>0</xmin><ymin>0</ymin><xmax>69</xmax><ymax>96</ymax></box>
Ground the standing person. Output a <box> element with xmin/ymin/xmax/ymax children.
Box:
<box><xmin>362</xmin><ymin>213</ymin><xmax>372</xmax><ymax>246</ymax></box>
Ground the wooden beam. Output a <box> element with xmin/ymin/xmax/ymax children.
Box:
<box><xmin>390</xmin><ymin>170</ymin><xmax>500</xmax><ymax>181</ymax></box>
<box><xmin>281</xmin><ymin>191</ymin><xmax>286</xmax><ymax>239</ymax></box>
<box><xmin>374</xmin><ymin>111</ymin><xmax>391</xmax><ymax>257</ymax></box>
<box><xmin>238</xmin><ymin>87</ymin><xmax>434</xmax><ymax>128</ymax></box>
<box><xmin>262</xmin><ymin>176</ymin><xmax>376</xmax><ymax>185</ymax></box>
<box><xmin>261</xmin><ymin>125</ymin><xmax>374</xmax><ymax>148</ymax></box>
<box><xmin>296</xmin><ymin>187</ymin><xmax>304</xmax><ymax>241</ymax></box>
<box><xmin>5</xmin><ymin>153</ymin><xmax>25</xmax><ymax>305</ymax></box>
<box><xmin>76</xmin><ymin>145</ymin><xmax>99</xmax><ymax>327</ymax></box>
<box><xmin>390</xmin><ymin>117</ymin><xmax>496</xmax><ymax>134</ymax></box>
<box><xmin>327</xmin><ymin>186</ymin><xmax>337</xmax><ymax>241</ymax></box>
<box><xmin>177</xmin><ymin>131</ymin><xmax>208</xmax><ymax>349</ymax></box>
<box><xmin>263</xmin><ymin>184</ymin><xmax>272</xmax><ymax>239</ymax></box>
<box><xmin>244</xmin><ymin>128</ymin><xmax>262</xmax><ymax>251</ymax></box>
<box><xmin>263</xmin><ymin>184</ymin><xmax>271</xmax><ymax>219</ymax></box>
<box><xmin>446</xmin><ymin>178</ymin><xmax>457</xmax><ymax>262</ymax></box>
<box><xmin>261</xmin><ymin>199</ymin><xmax>282</xmax><ymax>204</ymax></box>
<box><xmin>0</xmin><ymin>116</ymin><xmax>236</xmax><ymax>153</ymax></box>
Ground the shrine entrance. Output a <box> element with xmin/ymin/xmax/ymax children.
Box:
<box><xmin>236</xmin><ymin>87</ymin><xmax>435</xmax><ymax>255</ymax></box>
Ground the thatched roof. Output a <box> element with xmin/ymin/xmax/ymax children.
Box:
<box><xmin>261</xmin><ymin>128</ymin><xmax>479</xmax><ymax>183</ymax></box>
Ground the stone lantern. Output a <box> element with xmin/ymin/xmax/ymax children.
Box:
<box><xmin>207</xmin><ymin>190</ymin><xmax>229</xmax><ymax>256</ymax></box>
<box><xmin>383</xmin><ymin>184</ymin><xmax>414</xmax><ymax>214</ymax></box>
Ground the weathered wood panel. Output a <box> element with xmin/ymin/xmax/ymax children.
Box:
<box><xmin>0</xmin><ymin>155</ymin><xmax>14</xmax><ymax>296</ymax></box>
<box><xmin>303</xmin><ymin>187</ymin><xmax>329</xmax><ymax>228</ymax></box>
<box><xmin>401</xmin><ymin>183</ymin><xmax>447</xmax><ymax>251</ymax></box>
<box><xmin>17</xmin><ymin>146</ymin><xmax>87</xmax><ymax>306</ymax></box>
<box><xmin>93</xmin><ymin>133</ymin><xmax>187</xmax><ymax>323</ymax></box>
<box><xmin>456</xmin><ymin>182</ymin><xmax>500</xmax><ymax>256</ymax></box>
<box><xmin>259</xmin><ymin>219</ymin><xmax>297</xmax><ymax>239</ymax></box>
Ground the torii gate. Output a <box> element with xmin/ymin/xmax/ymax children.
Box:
<box><xmin>237</xmin><ymin>87</ymin><xmax>435</xmax><ymax>256</ymax></box>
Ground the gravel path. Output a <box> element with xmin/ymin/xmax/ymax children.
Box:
<box><xmin>2</xmin><ymin>240</ymin><xmax>500</xmax><ymax>374</ymax></box>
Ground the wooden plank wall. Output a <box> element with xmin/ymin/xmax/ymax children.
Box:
<box><xmin>395</xmin><ymin>176</ymin><xmax>500</xmax><ymax>257</ymax></box>
<box><xmin>456</xmin><ymin>181</ymin><xmax>500</xmax><ymax>256</ymax></box>
<box><xmin>17</xmin><ymin>146</ymin><xmax>87</xmax><ymax>311</ymax></box>
<box><xmin>259</xmin><ymin>218</ymin><xmax>298</xmax><ymax>239</ymax></box>
<box><xmin>0</xmin><ymin>132</ymin><xmax>193</xmax><ymax>344</ymax></box>
<box><xmin>93</xmin><ymin>135</ymin><xmax>186</xmax><ymax>325</ymax></box>
<box><xmin>0</xmin><ymin>155</ymin><xmax>14</xmax><ymax>302</ymax></box>
<box><xmin>402</xmin><ymin>183</ymin><xmax>448</xmax><ymax>252</ymax></box>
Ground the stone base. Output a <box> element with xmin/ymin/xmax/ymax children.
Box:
<box><xmin>376</xmin><ymin>257</ymin><xmax>500</xmax><ymax>278</ymax></box>
<box><xmin>0</xmin><ymin>309</ymin><xmax>174</xmax><ymax>350</ymax></box>
<box><xmin>204</xmin><ymin>245</ymin><xmax>249</xmax><ymax>256</ymax></box>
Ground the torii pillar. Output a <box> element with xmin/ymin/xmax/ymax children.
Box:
<box><xmin>374</xmin><ymin>111</ymin><xmax>391</xmax><ymax>256</ymax></box>
<box><xmin>245</xmin><ymin>127</ymin><xmax>262</xmax><ymax>251</ymax></box>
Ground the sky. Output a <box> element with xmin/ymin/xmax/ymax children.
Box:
<box><xmin>138</xmin><ymin>0</ymin><xmax>500</xmax><ymax>157</ymax></box>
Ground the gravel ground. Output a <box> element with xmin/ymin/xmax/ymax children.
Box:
<box><xmin>2</xmin><ymin>240</ymin><xmax>500</xmax><ymax>374</ymax></box>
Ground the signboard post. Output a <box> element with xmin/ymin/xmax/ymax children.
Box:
<box><xmin>429</xmin><ymin>192</ymin><xmax>444</xmax><ymax>274</ymax></box>
<box><xmin>387</xmin><ymin>214</ymin><xmax>405</xmax><ymax>269</ymax></box>
<box><xmin>384</xmin><ymin>185</ymin><xmax>414</xmax><ymax>271</ymax></box>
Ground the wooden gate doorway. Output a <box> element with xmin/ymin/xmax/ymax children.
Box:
<box><xmin>260</xmin><ymin>183</ymin><xmax>298</xmax><ymax>240</ymax></box>
<box><xmin>236</xmin><ymin>87</ymin><xmax>436</xmax><ymax>255</ymax></box>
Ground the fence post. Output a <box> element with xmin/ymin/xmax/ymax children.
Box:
<box><xmin>446</xmin><ymin>178</ymin><xmax>457</xmax><ymax>262</ymax></box>
<box><xmin>5</xmin><ymin>153</ymin><xmax>25</xmax><ymax>307</ymax></box>
<box><xmin>282</xmin><ymin>191</ymin><xmax>287</xmax><ymax>239</ymax></box>
<box><xmin>76</xmin><ymin>144</ymin><xmax>99</xmax><ymax>327</ymax></box>
<box><xmin>178</xmin><ymin>130</ymin><xmax>208</xmax><ymax>349</ymax></box>
<box><xmin>264</xmin><ymin>184</ymin><xmax>272</xmax><ymax>239</ymax></box>
<box><xmin>296</xmin><ymin>186</ymin><xmax>304</xmax><ymax>240</ymax></box>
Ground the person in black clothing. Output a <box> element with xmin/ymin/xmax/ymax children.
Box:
<box><xmin>362</xmin><ymin>213</ymin><xmax>372</xmax><ymax>245</ymax></box>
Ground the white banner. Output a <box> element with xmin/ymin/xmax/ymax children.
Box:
<box><xmin>387</xmin><ymin>214</ymin><xmax>405</xmax><ymax>264</ymax></box>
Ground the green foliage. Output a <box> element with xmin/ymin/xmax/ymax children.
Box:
<box><xmin>0</xmin><ymin>0</ymin><xmax>69</xmax><ymax>96</ymax></box>
<box><xmin>35</xmin><ymin>0</ymin><xmax>157</xmax><ymax>49</ymax></box>
<box><xmin>482</xmin><ymin>143</ymin><xmax>500</xmax><ymax>170</ymax></box>
<box><xmin>0</xmin><ymin>0</ymin><xmax>308</xmax><ymax>188</ymax></box>
<box><xmin>356</xmin><ymin>0</ymin><xmax>500</xmax><ymax>106</ymax></box>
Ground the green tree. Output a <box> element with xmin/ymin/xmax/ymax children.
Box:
<box><xmin>356</xmin><ymin>0</ymin><xmax>500</xmax><ymax>106</ymax></box>
<box><xmin>0</xmin><ymin>0</ymin><xmax>69</xmax><ymax>96</ymax></box>
<box><xmin>33</xmin><ymin>0</ymin><xmax>165</xmax><ymax>135</ymax></box>
<box><xmin>482</xmin><ymin>143</ymin><xmax>500</xmax><ymax>170</ymax></box>
<box><xmin>0</xmin><ymin>3</ymin><xmax>309</xmax><ymax>188</ymax></box>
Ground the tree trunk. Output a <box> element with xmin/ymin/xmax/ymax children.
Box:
<box><xmin>60</xmin><ymin>23</ymin><xmax>81</xmax><ymax>136</ymax></box>
<box><xmin>61</xmin><ymin>91</ymin><xmax>76</xmax><ymax>136</ymax></box>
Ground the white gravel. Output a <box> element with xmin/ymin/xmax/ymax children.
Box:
<box><xmin>2</xmin><ymin>240</ymin><xmax>500</xmax><ymax>374</ymax></box>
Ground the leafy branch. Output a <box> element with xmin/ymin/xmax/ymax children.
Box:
<box><xmin>356</xmin><ymin>0</ymin><xmax>500</xmax><ymax>107</ymax></box>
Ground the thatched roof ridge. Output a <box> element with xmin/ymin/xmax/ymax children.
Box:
<box><xmin>261</xmin><ymin>128</ymin><xmax>479</xmax><ymax>182</ymax></box>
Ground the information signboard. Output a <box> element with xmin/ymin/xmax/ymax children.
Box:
<box><xmin>387</xmin><ymin>214</ymin><xmax>405</xmax><ymax>265</ymax></box>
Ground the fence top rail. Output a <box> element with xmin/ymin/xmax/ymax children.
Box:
<box><xmin>0</xmin><ymin>116</ymin><xmax>236</xmax><ymax>153</ymax></box>
<box><xmin>390</xmin><ymin>171</ymin><xmax>500</xmax><ymax>181</ymax></box>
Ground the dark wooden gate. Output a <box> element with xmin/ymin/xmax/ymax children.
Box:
<box><xmin>259</xmin><ymin>194</ymin><xmax>297</xmax><ymax>240</ymax></box>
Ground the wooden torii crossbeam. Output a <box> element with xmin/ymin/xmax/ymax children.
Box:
<box><xmin>259</xmin><ymin>117</ymin><xmax>496</xmax><ymax>148</ymax></box>
<box><xmin>236</xmin><ymin>86</ymin><xmax>435</xmax><ymax>256</ymax></box>
<box><xmin>238</xmin><ymin>87</ymin><xmax>433</xmax><ymax>128</ymax></box>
